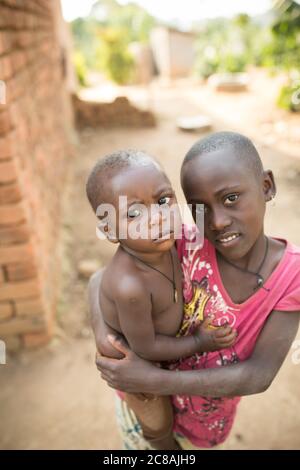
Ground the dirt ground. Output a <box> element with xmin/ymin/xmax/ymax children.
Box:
<box><xmin>1</xmin><ymin>75</ymin><xmax>300</xmax><ymax>450</ymax></box>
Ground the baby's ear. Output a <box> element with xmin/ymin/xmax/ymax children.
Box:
<box><xmin>96</xmin><ymin>220</ymin><xmax>119</xmax><ymax>244</ymax></box>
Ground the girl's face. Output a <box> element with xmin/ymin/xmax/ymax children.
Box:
<box><xmin>181</xmin><ymin>148</ymin><xmax>276</xmax><ymax>262</ymax></box>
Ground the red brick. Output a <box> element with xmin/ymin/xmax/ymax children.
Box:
<box><xmin>5</xmin><ymin>75</ymin><xmax>23</xmax><ymax>102</ymax></box>
<box><xmin>0</xmin><ymin>201</ymin><xmax>26</xmax><ymax>226</ymax></box>
<box><xmin>16</xmin><ymin>31</ymin><xmax>33</xmax><ymax>49</ymax></box>
<box><xmin>0</xmin><ymin>8</ymin><xmax>10</xmax><ymax>29</ymax></box>
<box><xmin>0</xmin><ymin>79</ymin><xmax>6</xmax><ymax>107</ymax></box>
<box><xmin>2</xmin><ymin>55</ymin><xmax>13</xmax><ymax>81</ymax></box>
<box><xmin>23</xmin><ymin>330</ymin><xmax>51</xmax><ymax>349</ymax></box>
<box><xmin>15</xmin><ymin>297</ymin><xmax>44</xmax><ymax>316</ymax></box>
<box><xmin>23</xmin><ymin>306</ymin><xmax>54</xmax><ymax>348</ymax></box>
<box><xmin>6</xmin><ymin>261</ymin><xmax>37</xmax><ymax>281</ymax></box>
<box><xmin>11</xmin><ymin>50</ymin><xmax>27</xmax><ymax>74</ymax></box>
<box><xmin>0</xmin><ymin>278</ymin><xmax>40</xmax><ymax>302</ymax></box>
<box><xmin>0</xmin><ymin>159</ymin><xmax>18</xmax><ymax>183</ymax></box>
<box><xmin>0</xmin><ymin>223</ymin><xmax>30</xmax><ymax>244</ymax></box>
<box><xmin>0</xmin><ymin>314</ymin><xmax>45</xmax><ymax>336</ymax></box>
<box><xmin>0</xmin><ymin>32</ymin><xmax>5</xmax><ymax>56</ymax></box>
<box><xmin>0</xmin><ymin>242</ymin><xmax>33</xmax><ymax>264</ymax></box>
<box><xmin>5</xmin><ymin>335</ymin><xmax>21</xmax><ymax>352</ymax></box>
<box><xmin>14</xmin><ymin>11</ymin><xmax>25</xmax><ymax>30</ymax></box>
<box><xmin>0</xmin><ymin>301</ymin><xmax>13</xmax><ymax>320</ymax></box>
<box><xmin>0</xmin><ymin>31</ymin><xmax>12</xmax><ymax>56</ymax></box>
<box><xmin>0</xmin><ymin>110</ymin><xmax>12</xmax><ymax>135</ymax></box>
<box><xmin>0</xmin><ymin>182</ymin><xmax>22</xmax><ymax>204</ymax></box>
<box><xmin>0</xmin><ymin>133</ymin><xmax>15</xmax><ymax>160</ymax></box>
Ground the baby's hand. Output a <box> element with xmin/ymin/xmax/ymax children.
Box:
<box><xmin>193</xmin><ymin>316</ymin><xmax>237</xmax><ymax>352</ymax></box>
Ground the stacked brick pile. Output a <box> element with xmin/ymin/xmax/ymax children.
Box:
<box><xmin>0</xmin><ymin>0</ymin><xmax>74</xmax><ymax>351</ymax></box>
<box><xmin>72</xmin><ymin>95</ymin><xmax>156</xmax><ymax>129</ymax></box>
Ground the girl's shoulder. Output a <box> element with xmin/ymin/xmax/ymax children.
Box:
<box><xmin>274</xmin><ymin>237</ymin><xmax>300</xmax><ymax>267</ymax></box>
<box><xmin>272</xmin><ymin>238</ymin><xmax>300</xmax><ymax>312</ymax></box>
<box><xmin>286</xmin><ymin>240</ymin><xmax>300</xmax><ymax>257</ymax></box>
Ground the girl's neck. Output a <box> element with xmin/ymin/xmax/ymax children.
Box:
<box><xmin>218</xmin><ymin>232</ymin><xmax>267</xmax><ymax>272</ymax></box>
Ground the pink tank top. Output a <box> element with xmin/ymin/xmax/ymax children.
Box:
<box><xmin>170</xmin><ymin>225</ymin><xmax>300</xmax><ymax>447</ymax></box>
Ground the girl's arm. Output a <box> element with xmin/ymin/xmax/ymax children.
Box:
<box><xmin>91</xmin><ymin>270</ymin><xmax>300</xmax><ymax>397</ymax></box>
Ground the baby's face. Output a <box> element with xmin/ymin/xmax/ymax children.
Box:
<box><xmin>181</xmin><ymin>148</ymin><xmax>273</xmax><ymax>262</ymax></box>
<box><xmin>105</xmin><ymin>164</ymin><xmax>182</xmax><ymax>254</ymax></box>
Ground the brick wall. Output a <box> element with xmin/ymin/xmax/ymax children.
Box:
<box><xmin>0</xmin><ymin>0</ymin><xmax>74</xmax><ymax>351</ymax></box>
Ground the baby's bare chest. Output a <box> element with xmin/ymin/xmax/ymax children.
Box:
<box><xmin>145</xmin><ymin>272</ymin><xmax>183</xmax><ymax>336</ymax></box>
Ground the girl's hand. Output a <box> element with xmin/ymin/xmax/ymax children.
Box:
<box><xmin>96</xmin><ymin>335</ymin><xmax>161</xmax><ymax>394</ymax></box>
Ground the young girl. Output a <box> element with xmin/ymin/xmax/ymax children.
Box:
<box><xmin>92</xmin><ymin>132</ymin><xmax>300</xmax><ymax>450</ymax></box>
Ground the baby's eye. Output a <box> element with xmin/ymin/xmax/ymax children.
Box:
<box><xmin>224</xmin><ymin>194</ymin><xmax>239</xmax><ymax>205</ymax></box>
<box><xmin>127</xmin><ymin>207</ymin><xmax>142</xmax><ymax>218</ymax></box>
<box><xmin>158</xmin><ymin>196</ymin><xmax>171</xmax><ymax>206</ymax></box>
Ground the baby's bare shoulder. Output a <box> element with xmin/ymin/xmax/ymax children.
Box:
<box><xmin>102</xmin><ymin>256</ymin><xmax>147</xmax><ymax>302</ymax></box>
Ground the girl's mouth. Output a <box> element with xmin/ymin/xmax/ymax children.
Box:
<box><xmin>216</xmin><ymin>232</ymin><xmax>241</xmax><ymax>247</ymax></box>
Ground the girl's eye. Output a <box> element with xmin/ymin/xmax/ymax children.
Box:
<box><xmin>127</xmin><ymin>208</ymin><xmax>141</xmax><ymax>218</ymax></box>
<box><xmin>225</xmin><ymin>194</ymin><xmax>239</xmax><ymax>205</ymax></box>
<box><xmin>158</xmin><ymin>196</ymin><xmax>171</xmax><ymax>206</ymax></box>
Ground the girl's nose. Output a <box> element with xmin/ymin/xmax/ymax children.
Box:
<box><xmin>208</xmin><ymin>207</ymin><xmax>231</xmax><ymax>232</ymax></box>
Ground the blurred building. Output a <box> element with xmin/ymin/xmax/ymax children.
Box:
<box><xmin>0</xmin><ymin>0</ymin><xmax>75</xmax><ymax>350</ymax></box>
<box><xmin>150</xmin><ymin>26</ymin><xmax>196</xmax><ymax>79</ymax></box>
<box><xmin>129</xmin><ymin>42</ymin><xmax>154</xmax><ymax>85</ymax></box>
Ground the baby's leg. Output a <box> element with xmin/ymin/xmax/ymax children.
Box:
<box><xmin>124</xmin><ymin>392</ymin><xmax>180</xmax><ymax>450</ymax></box>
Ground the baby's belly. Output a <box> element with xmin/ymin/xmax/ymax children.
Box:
<box><xmin>152</xmin><ymin>303</ymin><xmax>183</xmax><ymax>336</ymax></box>
<box><xmin>102</xmin><ymin>294</ymin><xmax>183</xmax><ymax>337</ymax></box>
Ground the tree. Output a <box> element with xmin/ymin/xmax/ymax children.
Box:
<box><xmin>71</xmin><ymin>0</ymin><xmax>156</xmax><ymax>84</ymax></box>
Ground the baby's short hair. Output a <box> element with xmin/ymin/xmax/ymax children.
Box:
<box><xmin>86</xmin><ymin>149</ymin><xmax>160</xmax><ymax>212</ymax></box>
<box><xmin>182</xmin><ymin>131</ymin><xmax>263</xmax><ymax>177</ymax></box>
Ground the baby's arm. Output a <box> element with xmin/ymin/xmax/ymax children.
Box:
<box><xmin>88</xmin><ymin>269</ymin><xmax>125</xmax><ymax>360</ymax></box>
<box><xmin>96</xmin><ymin>309</ymin><xmax>300</xmax><ymax>397</ymax></box>
<box><xmin>115</xmin><ymin>276</ymin><xmax>236</xmax><ymax>362</ymax></box>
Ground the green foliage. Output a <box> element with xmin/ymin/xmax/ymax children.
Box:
<box><xmin>194</xmin><ymin>0</ymin><xmax>300</xmax><ymax>110</ymax></box>
<box><xmin>277</xmin><ymin>80</ymin><xmax>300</xmax><ymax>111</ymax></box>
<box><xmin>260</xmin><ymin>1</ymin><xmax>300</xmax><ymax>71</ymax></box>
<box><xmin>91</xmin><ymin>0</ymin><xmax>155</xmax><ymax>43</ymax></box>
<box><xmin>70</xmin><ymin>0</ymin><xmax>155</xmax><ymax>84</ymax></box>
<box><xmin>73</xmin><ymin>50</ymin><xmax>88</xmax><ymax>86</ymax></box>
<box><xmin>96</xmin><ymin>27</ymin><xmax>135</xmax><ymax>84</ymax></box>
<box><xmin>194</xmin><ymin>15</ymin><xmax>259</xmax><ymax>78</ymax></box>
<box><xmin>222</xmin><ymin>53</ymin><xmax>248</xmax><ymax>73</ymax></box>
<box><xmin>71</xmin><ymin>17</ymin><xmax>100</xmax><ymax>69</ymax></box>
